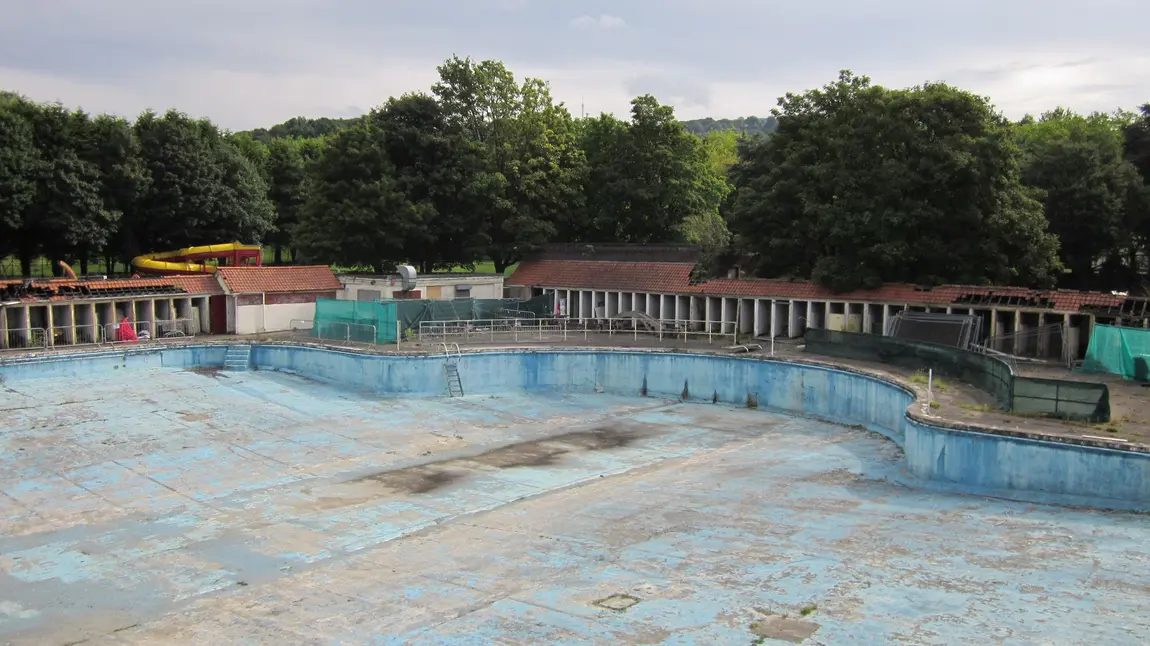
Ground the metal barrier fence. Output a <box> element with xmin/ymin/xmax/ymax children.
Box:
<box><xmin>100</xmin><ymin>319</ymin><xmax>197</xmax><ymax>344</ymax></box>
<box><xmin>1</xmin><ymin>319</ymin><xmax>196</xmax><ymax>352</ymax></box>
<box><xmin>417</xmin><ymin>318</ymin><xmax>737</xmax><ymax>345</ymax></box>
<box><xmin>289</xmin><ymin>319</ymin><xmax>379</xmax><ymax>346</ymax></box>
<box><xmin>804</xmin><ymin>328</ymin><xmax>1109</xmax><ymax>422</ymax></box>
<box><xmin>2</xmin><ymin>327</ymin><xmax>47</xmax><ymax>351</ymax></box>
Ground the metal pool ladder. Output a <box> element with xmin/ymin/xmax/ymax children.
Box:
<box><xmin>441</xmin><ymin>342</ymin><xmax>464</xmax><ymax>397</ymax></box>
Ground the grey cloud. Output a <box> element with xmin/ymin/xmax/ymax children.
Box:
<box><xmin>625</xmin><ymin>75</ymin><xmax>712</xmax><ymax>109</ymax></box>
<box><xmin>0</xmin><ymin>0</ymin><xmax>1147</xmax><ymax>127</ymax></box>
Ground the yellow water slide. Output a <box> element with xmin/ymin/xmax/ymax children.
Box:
<box><xmin>131</xmin><ymin>242</ymin><xmax>263</xmax><ymax>275</ymax></box>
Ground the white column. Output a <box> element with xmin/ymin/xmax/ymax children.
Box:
<box><xmin>44</xmin><ymin>305</ymin><xmax>55</xmax><ymax>347</ymax></box>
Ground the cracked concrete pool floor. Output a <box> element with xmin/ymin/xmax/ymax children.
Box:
<box><xmin>1</xmin><ymin>367</ymin><xmax>1149</xmax><ymax>645</ymax></box>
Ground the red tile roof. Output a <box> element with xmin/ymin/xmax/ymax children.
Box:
<box><xmin>216</xmin><ymin>265</ymin><xmax>342</xmax><ymax>294</ymax></box>
<box><xmin>507</xmin><ymin>259</ymin><xmax>1130</xmax><ymax>312</ymax></box>
<box><xmin>166</xmin><ymin>275</ymin><xmax>225</xmax><ymax>295</ymax></box>
<box><xmin>509</xmin><ymin>259</ymin><xmax>696</xmax><ymax>293</ymax></box>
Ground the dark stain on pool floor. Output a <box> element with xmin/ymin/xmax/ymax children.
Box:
<box><xmin>357</xmin><ymin>425</ymin><xmax>647</xmax><ymax>493</ymax></box>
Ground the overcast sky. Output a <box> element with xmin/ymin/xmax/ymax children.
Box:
<box><xmin>1</xmin><ymin>0</ymin><xmax>1147</xmax><ymax>130</ymax></box>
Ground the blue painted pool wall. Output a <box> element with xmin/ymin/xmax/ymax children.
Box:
<box><xmin>248</xmin><ymin>347</ymin><xmax>911</xmax><ymax>446</ymax></box>
<box><xmin>250</xmin><ymin>346</ymin><xmax>1150</xmax><ymax>506</ymax></box>
<box><xmin>4</xmin><ymin>344</ymin><xmax>1148</xmax><ymax>506</ymax></box>
<box><xmin>904</xmin><ymin>418</ymin><xmax>1149</xmax><ymax>502</ymax></box>
<box><xmin>0</xmin><ymin>346</ymin><xmax>228</xmax><ymax>381</ymax></box>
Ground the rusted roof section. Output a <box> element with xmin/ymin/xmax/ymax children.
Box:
<box><xmin>507</xmin><ymin>259</ymin><xmax>1130</xmax><ymax>312</ymax></box>
<box><xmin>215</xmin><ymin>265</ymin><xmax>342</xmax><ymax>294</ymax></box>
<box><xmin>0</xmin><ymin>275</ymin><xmax>225</xmax><ymax>302</ymax></box>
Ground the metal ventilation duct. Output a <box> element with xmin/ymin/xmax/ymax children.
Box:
<box><xmin>396</xmin><ymin>265</ymin><xmax>417</xmax><ymax>291</ymax></box>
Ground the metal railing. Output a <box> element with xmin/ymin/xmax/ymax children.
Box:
<box><xmin>2</xmin><ymin>327</ymin><xmax>47</xmax><ymax>351</ymax></box>
<box><xmin>417</xmin><ymin>318</ymin><xmax>737</xmax><ymax>345</ymax></box>
<box><xmin>289</xmin><ymin>319</ymin><xmax>379</xmax><ymax>346</ymax></box>
<box><xmin>1</xmin><ymin>319</ymin><xmax>196</xmax><ymax>353</ymax></box>
<box><xmin>101</xmin><ymin>318</ymin><xmax>197</xmax><ymax>344</ymax></box>
<box><xmin>441</xmin><ymin>342</ymin><xmax>461</xmax><ymax>362</ymax></box>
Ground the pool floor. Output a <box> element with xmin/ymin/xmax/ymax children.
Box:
<box><xmin>1</xmin><ymin>367</ymin><xmax>1148</xmax><ymax>645</ymax></box>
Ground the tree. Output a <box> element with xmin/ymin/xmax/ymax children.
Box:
<box><xmin>729</xmin><ymin>71</ymin><xmax>1062</xmax><ymax>292</ymax></box>
<box><xmin>699</xmin><ymin>128</ymin><xmax>740</xmax><ymax>177</ymax></box>
<box><xmin>372</xmin><ymin>93</ymin><xmax>489</xmax><ymax>272</ymax></box>
<box><xmin>1015</xmin><ymin>110</ymin><xmax>1143</xmax><ymax>289</ymax></box>
<box><xmin>433</xmin><ymin>56</ymin><xmax>586</xmax><ymax>273</ymax></box>
<box><xmin>1125</xmin><ymin>104</ymin><xmax>1150</xmax><ymax>181</ymax></box>
<box><xmin>1125</xmin><ymin>105</ymin><xmax>1150</xmax><ymax>283</ymax></box>
<box><xmin>7</xmin><ymin>98</ymin><xmax>116</xmax><ymax>276</ymax></box>
<box><xmin>293</xmin><ymin>119</ymin><xmax>420</xmax><ymax>270</ymax></box>
<box><xmin>0</xmin><ymin>94</ymin><xmax>38</xmax><ymax>264</ymax></box>
<box><xmin>228</xmin><ymin>132</ymin><xmax>269</xmax><ymax>183</ymax></box>
<box><xmin>75</xmin><ymin>113</ymin><xmax>148</xmax><ymax>274</ymax></box>
<box><xmin>578</xmin><ymin>95</ymin><xmax>729</xmax><ymax>250</ymax></box>
<box><xmin>129</xmin><ymin>110</ymin><xmax>274</xmax><ymax>259</ymax></box>
<box><xmin>264</xmin><ymin>138</ymin><xmax>309</xmax><ymax>263</ymax></box>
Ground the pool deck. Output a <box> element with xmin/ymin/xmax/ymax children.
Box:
<box><xmin>2</xmin><ymin>365</ymin><xmax>1149</xmax><ymax>645</ymax></box>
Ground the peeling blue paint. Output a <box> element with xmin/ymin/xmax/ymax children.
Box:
<box><xmin>2</xmin><ymin>345</ymin><xmax>1150</xmax><ymax>644</ymax></box>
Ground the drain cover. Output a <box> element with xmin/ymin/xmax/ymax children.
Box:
<box><xmin>593</xmin><ymin>593</ymin><xmax>640</xmax><ymax>611</ymax></box>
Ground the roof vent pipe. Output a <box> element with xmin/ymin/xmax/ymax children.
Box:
<box><xmin>396</xmin><ymin>265</ymin><xmax>417</xmax><ymax>291</ymax></box>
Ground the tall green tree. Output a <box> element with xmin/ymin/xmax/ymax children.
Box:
<box><xmin>1125</xmin><ymin>105</ymin><xmax>1150</xmax><ymax>281</ymax></box>
<box><xmin>229</xmin><ymin>131</ymin><xmax>269</xmax><ymax>183</ymax></box>
<box><xmin>0</xmin><ymin>93</ymin><xmax>39</xmax><ymax>264</ymax></box>
<box><xmin>293</xmin><ymin>119</ymin><xmax>419</xmax><ymax>270</ymax></box>
<box><xmin>1015</xmin><ymin>109</ymin><xmax>1144</xmax><ymax>288</ymax></box>
<box><xmin>729</xmin><ymin>71</ymin><xmax>1061</xmax><ymax>292</ymax></box>
<box><xmin>433</xmin><ymin>56</ymin><xmax>586</xmax><ymax>273</ymax></box>
<box><xmin>578</xmin><ymin>95</ymin><xmax>728</xmax><ymax>247</ymax></box>
<box><xmin>373</xmin><ymin>92</ymin><xmax>489</xmax><ymax>272</ymax></box>
<box><xmin>7</xmin><ymin>99</ymin><xmax>116</xmax><ymax>276</ymax></box>
<box><xmin>264</xmin><ymin>138</ymin><xmax>309</xmax><ymax>263</ymax></box>
<box><xmin>129</xmin><ymin>109</ymin><xmax>274</xmax><ymax>259</ymax></box>
<box><xmin>75</xmin><ymin>113</ymin><xmax>148</xmax><ymax>274</ymax></box>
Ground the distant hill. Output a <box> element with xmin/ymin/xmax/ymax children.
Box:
<box><xmin>245</xmin><ymin>114</ymin><xmax>776</xmax><ymax>142</ymax></box>
<box><xmin>681</xmin><ymin>116</ymin><xmax>777</xmax><ymax>136</ymax></box>
<box><xmin>246</xmin><ymin>116</ymin><xmax>359</xmax><ymax>143</ymax></box>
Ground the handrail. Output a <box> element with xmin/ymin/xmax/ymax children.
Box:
<box><xmin>440</xmin><ymin>342</ymin><xmax>461</xmax><ymax>362</ymax></box>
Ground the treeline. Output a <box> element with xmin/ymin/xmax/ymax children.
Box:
<box><xmin>2</xmin><ymin>61</ymin><xmax>1149</xmax><ymax>293</ymax></box>
<box><xmin>0</xmin><ymin>56</ymin><xmax>736</xmax><ymax>276</ymax></box>
<box><xmin>244</xmin><ymin>113</ymin><xmax>775</xmax><ymax>144</ymax></box>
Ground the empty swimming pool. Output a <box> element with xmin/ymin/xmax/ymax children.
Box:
<box><xmin>1</xmin><ymin>345</ymin><xmax>1148</xmax><ymax>645</ymax></box>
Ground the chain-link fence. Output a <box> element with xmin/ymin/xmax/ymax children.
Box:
<box><xmin>805</xmin><ymin>328</ymin><xmax>1109</xmax><ymax>422</ymax></box>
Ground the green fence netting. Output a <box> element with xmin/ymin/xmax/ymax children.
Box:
<box><xmin>387</xmin><ymin>294</ymin><xmax>553</xmax><ymax>332</ymax></box>
<box><xmin>804</xmin><ymin>328</ymin><xmax>1109</xmax><ymax>422</ymax></box>
<box><xmin>1080</xmin><ymin>324</ymin><xmax>1150</xmax><ymax>381</ymax></box>
<box><xmin>313</xmin><ymin>299</ymin><xmax>398</xmax><ymax>344</ymax></box>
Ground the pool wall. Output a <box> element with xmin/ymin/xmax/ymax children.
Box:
<box><xmin>3</xmin><ymin>343</ymin><xmax>1147</xmax><ymax>508</ymax></box>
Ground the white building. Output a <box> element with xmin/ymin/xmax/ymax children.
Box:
<box><xmin>338</xmin><ymin>272</ymin><xmax>505</xmax><ymax>302</ymax></box>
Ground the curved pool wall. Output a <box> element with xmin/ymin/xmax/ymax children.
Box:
<box><xmin>2</xmin><ymin>344</ymin><xmax>1148</xmax><ymax>510</ymax></box>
